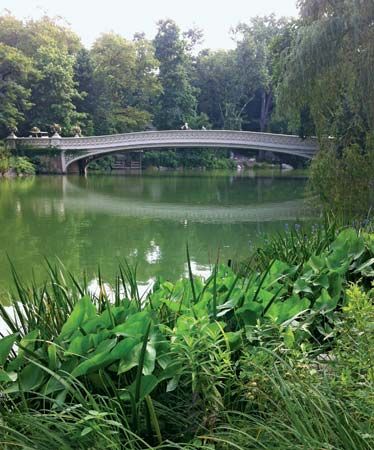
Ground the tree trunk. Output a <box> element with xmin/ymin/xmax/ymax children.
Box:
<box><xmin>259</xmin><ymin>90</ymin><xmax>273</xmax><ymax>132</ymax></box>
<box><xmin>258</xmin><ymin>90</ymin><xmax>274</xmax><ymax>161</ymax></box>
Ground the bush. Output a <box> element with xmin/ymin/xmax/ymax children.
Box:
<box><xmin>9</xmin><ymin>156</ymin><xmax>35</xmax><ymax>175</ymax></box>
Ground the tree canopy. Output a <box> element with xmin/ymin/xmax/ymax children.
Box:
<box><xmin>0</xmin><ymin>13</ymin><xmax>296</xmax><ymax>137</ymax></box>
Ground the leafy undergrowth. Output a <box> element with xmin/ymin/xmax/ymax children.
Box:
<box><xmin>0</xmin><ymin>228</ymin><xmax>373</xmax><ymax>449</ymax></box>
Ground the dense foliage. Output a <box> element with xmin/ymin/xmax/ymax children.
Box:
<box><xmin>0</xmin><ymin>226</ymin><xmax>373</xmax><ymax>448</ymax></box>
<box><xmin>274</xmin><ymin>0</ymin><xmax>374</xmax><ymax>217</ymax></box>
<box><xmin>0</xmin><ymin>139</ymin><xmax>35</xmax><ymax>176</ymax></box>
<box><xmin>0</xmin><ymin>12</ymin><xmax>295</xmax><ymax>139</ymax></box>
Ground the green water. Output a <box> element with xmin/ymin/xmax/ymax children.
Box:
<box><xmin>0</xmin><ymin>171</ymin><xmax>310</xmax><ymax>291</ymax></box>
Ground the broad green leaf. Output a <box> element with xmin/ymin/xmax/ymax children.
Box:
<box><xmin>125</xmin><ymin>374</ymin><xmax>159</xmax><ymax>402</ymax></box>
<box><xmin>312</xmin><ymin>273</ymin><xmax>329</xmax><ymax>289</ymax></box>
<box><xmin>112</xmin><ymin>311</ymin><xmax>151</xmax><ymax>337</ymax></box>
<box><xmin>166</xmin><ymin>375</ymin><xmax>179</xmax><ymax>392</ymax></box>
<box><xmin>354</xmin><ymin>257</ymin><xmax>374</xmax><ymax>275</ymax></box>
<box><xmin>225</xmin><ymin>331</ymin><xmax>242</xmax><ymax>351</ymax></box>
<box><xmin>59</xmin><ymin>297</ymin><xmax>96</xmax><ymax>340</ymax></box>
<box><xmin>293</xmin><ymin>278</ymin><xmax>313</xmax><ymax>294</ymax></box>
<box><xmin>0</xmin><ymin>369</ymin><xmax>17</xmax><ymax>383</ymax></box>
<box><xmin>0</xmin><ymin>333</ymin><xmax>18</xmax><ymax>365</ymax></box>
<box><xmin>314</xmin><ymin>288</ymin><xmax>338</xmax><ymax>311</ymax></box>
<box><xmin>158</xmin><ymin>362</ymin><xmax>181</xmax><ymax>381</ymax></box>
<box><xmin>326</xmin><ymin>252</ymin><xmax>349</xmax><ymax>274</ymax></box>
<box><xmin>19</xmin><ymin>364</ymin><xmax>45</xmax><ymax>391</ymax></box>
<box><xmin>116</xmin><ymin>339</ymin><xmax>141</xmax><ymax>374</ymax></box>
<box><xmin>71</xmin><ymin>351</ymin><xmax>115</xmax><ymax>377</ymax></box>
<box><xmin>307</xmin><ymin>255</ymin><xmax>325</xmax><ymax>273</ymax></box>
<box><xmin>65</xmin><ymin>334</ymin><xmax>91</xmax><ymax>355</ymax></box>
<box><xmin>236</xmin><ymin>302</ymin><xmax>263</xmax><ymax>326</ymax></box>
<box><xmin>328</xmin><ymin>272</ymin><xmax>343</xmax><ymax>300</ymax></box>
<box><xmin>266</xmin><ymin>296</ymin><xmax>310</xmax><ymax>324</ymax></box>
<box><xmin>159</xmin><ymin>298</ymin><xmax>182</xmax><ymax>313</ymax></box>
<box><xmin>143</xmin><ymin>343</ymin><xmax>156</xmax><ymax>375</ymax></box>
<box><xmin>42</xmin><ymin>375</ymin><xmax>66</xmax><ymax>395</ymax></box>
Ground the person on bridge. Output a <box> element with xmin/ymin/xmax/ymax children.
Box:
<box><xmin>181</xmin><ymin>122</ymin><xmax>190</xmax><ymax>130</ymax></box>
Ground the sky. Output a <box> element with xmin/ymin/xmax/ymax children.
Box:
<box><xmin>1</xmin><ymin>0</ymin><xmax>299</xmax><ymax>49</ymax></box>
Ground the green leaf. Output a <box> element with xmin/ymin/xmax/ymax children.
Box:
<box><xmin>81</xmin><ymin>427</ymin><xmax>93</xmax><ymax>437</ymax></box>
<box><xmin>112</xmin><ymin>311</ymin><xmax>151</xmax><ymax>338</ymax></box>
<box><xmin>0</xmin><ymin>333</ymin><xmax>18</xmax><ymax>365</ymax></box>
<box><xmin>293</xmin><ymin>277</ymin><xmax>313</xmax><ymax>294</ymax></box>
<box><xmin>166</xmin><ymin>376</ymin><xmax>179</xmax><ymax>392</ymax></box>
<box><xmin>283</xmin><ymin>326</ymin><xmax>295</xmax><ymax>349</ymax></box>
<box><xmin>19</xmin><ymin>364</ymin><xmax>45</xmax><ymax>391</ymax></box>
<box><xmin>7</xmin><ymin>329</ymin><xmax>39</xmax><ymax>371</ymax></box>
<box><xmin>71</xmin><ymin>351</ymin><xmax>115</xmax><ymax>378</ymax></box>
<box><xmin>312</xmin><ymin>273</ymin><xmax>329</xmax><ymax>289</ymax></box>
<box><xmin>116</xmin><ymin>339</ymin><xmax>141</xmax><ymax>374</ymax></box>
<box><xmin>266</xmin><ymin>295</ymin><xmax>310</xmax><ymax>324</ymax></box>
<box><xmin>0</xmin><ymin>369</ymin><xmax>17</xmax><ymax>383</ymax></box>
<box><xmin>125</xmin><ymin>374</ymin><xmax>159</xmax><ymax>403</ymax></box>
<box><xmin>225</xmin><ymin>331</ymin><xmax>242</xmax><ymax>351</ymax></box>
<box><xmin>328</xmin><ymin>272</ymin><xmax>343</xmax><ymax>300</ymax></box>
<box><xmin>314</xmin><ymin>288</ymin><xmax>338</xmax><ymax>311</ymax></box>
<box><xmin>59</xmin><ymin>297</ymin><xmax>96</xmax><ymax>341</ymax></box>
<box><xmin>42</xmin><ymin>375</ymin><xmax>66</xmax><ymax>395</ymax></box>
<box><xmin>48</xmin><ymin>344</ymin><xmax>57</xmax><ymax>370</ymax></box>
<box><xmin>354</xmin><ymin>257</ymin><xmax>374</xmax><ymax>275</ymax></box>
<box><xmin>236</xmin><ymin>302</ymin><xmax>263</xmax><ymax>326</ymax></box>
<box><xmin>308</xmin><ymin>255</ymin><xmax>325</xmax><ymax>273</ymax></box>
<box><xmin>65</xmin><ymin>334</ymin><xmax>90</xmax><ymax>355</ymax></box>
<box><xmin>158</xmin><ymin>362</ymin><xmax>181</xmax><ymax>381</ymax></box>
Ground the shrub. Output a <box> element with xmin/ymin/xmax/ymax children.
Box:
<box><xmin>9</xmin><ymin>156</ymin><xmax>35</xmax><ymax>175</ymax></box>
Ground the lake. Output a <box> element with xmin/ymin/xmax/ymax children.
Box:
<box><xmin>0</xmin><ymin>170</ymin><xmax>310</xmax><ymax>294</ymax></box>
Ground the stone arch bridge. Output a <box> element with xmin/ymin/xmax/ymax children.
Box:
<box><xmin>6</xmin><ymin>130</ymin><xmax>318</xmax><ymax>174</ymax></box>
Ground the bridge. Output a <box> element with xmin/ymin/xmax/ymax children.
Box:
<box><xmin>6</xmin><ymin>130</ymin><xmax>318</xmax><ymax>174</ymax></box>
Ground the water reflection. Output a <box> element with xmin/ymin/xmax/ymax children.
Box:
<box><xmin>0</xmin><ymin>172</ymin><xmax>311</xmax><ymax>290</ymax></box>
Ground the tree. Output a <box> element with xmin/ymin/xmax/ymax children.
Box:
<box><xmin>275</xmin><ymin>0</ymin><xmax>374</xmax><ymax>216</ymax></box>
<box><xmin>0</xmin><ymin>13</ymin><xmax>84</xmax><ymax>135</ymax></box>
<box><xmin>73</xmin><ymin>48</ymin><xmax>96</xmax><ymax>135</ymax></box>
<box><xmin>232</xmin><ymin>15</ymin><xmax>291</xmax><ymax>132</ymax></box>
<box><xmin>27</xmin><ymin>44</ymin><xmax>84</xmax><ymax>134</ymax></box>
<box><xmin>195</xmin><ymin>49</ymin><xmax>251</xmax><ymax>130</ymax></box>
<box><xmin>0</xmin><ymin>43</ymin><xmax>35</xmax><ymax>137</ymax></box>
<box><xmin>90</xmin><ymin>33</ymin><xmax>160</xmax><ymax>134</ymax></box>
<box><xmin>153</xmin><ymin>19</ymin><xmax>197</xmax><ymax>129</ymax></box>
<box><xmin>277</xmin><ymin>0</ymin><xmax>374</xmax><ymax>144</ymax></box>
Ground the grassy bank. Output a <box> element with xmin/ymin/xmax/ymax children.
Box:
<box><xmin>0</xmin><ymin>224</ymin><xmax>373</xmax><ymax>449</ymax></box>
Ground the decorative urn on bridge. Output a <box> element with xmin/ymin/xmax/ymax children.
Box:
<box><xmin>50</xmin><ymin>123</ymin><xmax>62</xmax><ymax>138</ymax></box>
